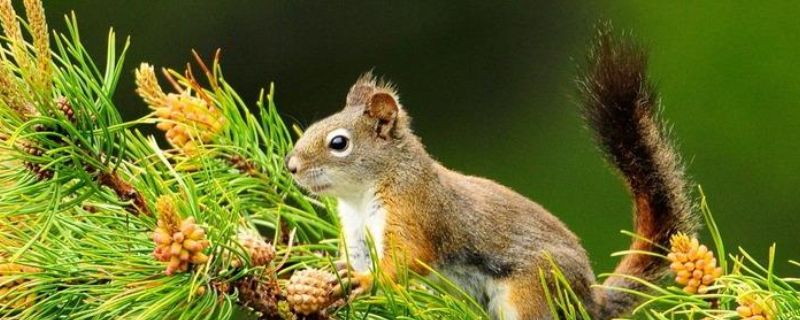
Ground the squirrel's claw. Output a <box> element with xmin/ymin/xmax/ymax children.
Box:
<box><xmin>330</xmin><ymin>270</ymin><xmax>373</xmax><ymax>307</ymax></box>
<box><xmin>336</xmin><ymin>267</ymin><xmax>351</xmax><ymax>279</ymax></box>
<box><xmin>334</xmin><ymin>260</ymin><xmax>349</xmax><ymax>272</ymax></box>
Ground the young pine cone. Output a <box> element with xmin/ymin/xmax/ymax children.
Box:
<box><xmin>20</xmin><ymin>142</ymin><xmax>44</xmax><ymax>156</ymax></box>
<box><xmin>152</xmin><ymin>216</ymin><xmax>210</xmax><ymax>275</ymax></box>
<box><xmin>20</xmin><ymin>142</ymin><xmax>52</xmax><ymax>180</ymax></box>
<box><xmin>24</xmin><ymin>162</ymin><xmax>53</xmax><ymax>180</ymax></box>
<box><xmin>55</xmin><ymin>97</ymin><xmax>75</xmax><ymax>122</ymax></box>
<box><xmin>231</xmin><ymin>232</ymin><xmax>276</xmax><ymax>268</ymax></box>
<box><xmin>286</xmin><ymin>269</ymin><xmax>335</xmax><ymax>315</ymax></box>
<box><xmin>667</xmin><ymin>233</ymin><xmax>723</xmax><ymax>294</ymax></box>
<box><xmin>0</xmin><ymin>263</ymin><xmax>41</xmax><ymax>309</ymax></box>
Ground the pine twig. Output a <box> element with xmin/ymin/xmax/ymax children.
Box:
<box><xmin>97</xmin><ymin>170</ymin><xmax>150</xmax><ymax>216</ymax></box>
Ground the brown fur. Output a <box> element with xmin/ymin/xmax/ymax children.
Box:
<box><xmin>506</xmin><ymin>276</ymin><xmax>549</xmax><ymax>319</ymax></box>
<box><xmin>286</xmin><ymin>24</ymin><xmax>696</xmax><ymax>320</ymax></box>
<box><xmin>378</xmin><ymin>181</ymin><xmax>438</xmax><ymax>275</ymax></box>
<box><xmin>577</xmin><ymin>23</ymin><xmax>698</xmax><ymax>319</ymax></box>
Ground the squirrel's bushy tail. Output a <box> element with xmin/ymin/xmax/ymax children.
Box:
<box><xmin>577</xmin><ymin>24</ymin><xmax>698</xmax><ymax>320</ymax></box>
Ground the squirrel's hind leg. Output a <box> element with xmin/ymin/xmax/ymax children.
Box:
<box><xmin>486</xmin><ymin>275</ymin><xmax>552</xmax><ymax>320</ymax></box>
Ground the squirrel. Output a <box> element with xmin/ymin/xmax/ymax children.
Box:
<box><xmin>285</xmin><ymin>25</ymin><xmax>698</xmax><ymax>320</ymax></box>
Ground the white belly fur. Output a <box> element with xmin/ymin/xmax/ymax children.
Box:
<box><xmin>438</xmin><ymin>264</ymin><xmax>518</xmax><ymax>320</ymax></box>
<box><xmin>337</xmin><ymin>192</ymin><xmax>521</xmax><ymax>320</ymax></box>
<box><xmin>337</xmin><ymin>189</ymin><xmax>386</xmax><ymax>272</ymax></box>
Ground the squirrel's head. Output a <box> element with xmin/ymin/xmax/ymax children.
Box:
<box><xmin>286</xmin><ymin>72</ymin><xmax>414</xmax><ymax>198</ymax></box>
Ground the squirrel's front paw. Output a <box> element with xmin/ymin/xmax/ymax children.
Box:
<box><xmin>334</xmin><ymin>260</ymin><xmax>348</xmax><ymax>273</ymax></box>
<box><xmin>330</xmin><ymin>269</ymin><xmax>373</xmax><ymax>307</ymax></box>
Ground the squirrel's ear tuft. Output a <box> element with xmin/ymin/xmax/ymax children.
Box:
<box><xmin>346</xmin><ymin>72</ymin><xmax>377</xmax><ymax>107</ymax></box>
<box><xmin>367</xmin><ymin>92</ymin><xmax>399</xmax><ymax>139</ymax></box>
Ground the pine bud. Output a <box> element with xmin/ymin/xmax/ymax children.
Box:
<box><xmin>277</xmin><ymin>300</ymin><xmax>294</xmax><ymax>320</ymax></box>
<box><xmin>0</xmin><ymin>263</ymin><xmax>41</xmax><ymax>309</ymax></box>
<box><xmin>190</xmin><ymin>252</ymin><xmax>209</xmax><ymax>264</ymax></box>
<box><xmin>667</xmin><ymin>233</ymin><xmax>722</xmax><ymax>294</ymax></box>
<box><xmin>188</xmin><ymin>228</ymin><xmax>205</xmax><ymax>240</ymax></box>
<box><xmin>737</xmin><ymin>295</ymin><xmax>775</xmax><ymax>320</ymax></box>
<box><xmin>152</xmin><ymin>196</ymin><xmax>210</xmax><ymax>275</ymax></box>
<box><xmin>136</xmin><ymin>63</ymin><xmax>227</xmax><ymax>154</ymax></box>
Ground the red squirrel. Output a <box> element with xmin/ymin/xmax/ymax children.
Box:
<box><xmin>285</xmin><ymin>26</ymin><xmax>697</xmax><ymax>319</ymax></box>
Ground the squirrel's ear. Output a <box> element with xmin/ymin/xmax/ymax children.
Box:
<box><xmin>345</xmin><ymin>72</ymin><xmax>406</xmax><ymax>139</ymax></box>
<box><xmin>367</xmin><ymin>92</ymin><xmax>399</xmax><ymax>139</ymax></box>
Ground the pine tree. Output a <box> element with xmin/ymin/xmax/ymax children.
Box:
<box><xmin>11</xmin><ymin>1</ymin><xmax>796</xmax><ymax>319</ymax></box>
<box><xmin>0</xmin><ymin>1</ymin><xmax>490</xmax><ymax>319</ymax></box>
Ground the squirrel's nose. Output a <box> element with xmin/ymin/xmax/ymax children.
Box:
<box><xmin>285</xmin><ymin>155</ymin><xmax>299</xmax><ymax>174</ymax></box>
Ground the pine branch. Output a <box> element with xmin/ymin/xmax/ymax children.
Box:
<box><xmin>0</xmin><ymin>2</ymin><xmax>494</xmax><ymax>320</ymax></box>
<box><xmin>96</xmin><ymin>170</ymin><xmax>150</xmax><ymax>216</ymax></box>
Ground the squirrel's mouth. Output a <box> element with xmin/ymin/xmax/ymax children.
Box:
<box><xmin>309</xmin><ymin>183</ymin><xmax>330</xmax><ymax>193</ymax></box>
<box><xmin>300</xmin><ymin>168</ymin><xmax>331</xmax><ymax>194</ymax></box>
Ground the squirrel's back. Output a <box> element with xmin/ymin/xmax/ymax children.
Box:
<box><xmin>415</xmin><ymin>163</ymin><xmax>597</xmax><ymax>316</ymax></box>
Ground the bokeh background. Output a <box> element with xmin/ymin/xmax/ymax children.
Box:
<box><xmin>40</xmin><ymin>0</ymin><xmax>799</xmax><ymax>284</ymax></box>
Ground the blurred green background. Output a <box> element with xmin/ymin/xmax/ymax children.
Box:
<box><xmin>40</xmin><ymin>0</ymin><xmax>799</xmax><ymax>284</ymax></box>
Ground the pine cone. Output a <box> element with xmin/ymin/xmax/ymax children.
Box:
<box><xmin>231</xmin><ymin>232</ymin><xmax>276</xmax><ymax>268</ymax></box>
<box><xmin>286</xmin><ymin>269</ymin><xmax>335</xmax><ymax>315</ymax></box>
<box><xmin>667</xmin><ymin>233</ymin><xmax>723</xmax><ymax>294</ymax></box>
<box><xmin>236</xmin><ymin>276</ymin><xmax>282</xmax><ymax>318</ymax></box>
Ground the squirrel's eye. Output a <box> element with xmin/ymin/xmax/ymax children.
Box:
<box><xmin>329</xmin><ymin>135</ymin><xmax>348</xmax><ymax>150</ymax></box>
<box><xmin>326</xmin><ymin>128</ymin><xmax>353</xmax><ymax>157</ymax></box>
